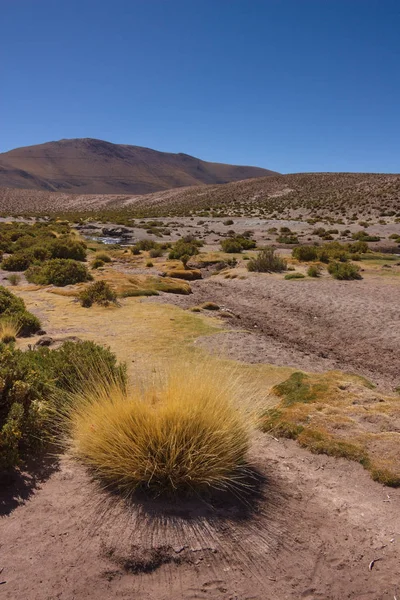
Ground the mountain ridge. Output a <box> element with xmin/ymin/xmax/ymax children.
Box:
<box><xmin>0</xmin><ymin>138</ymin><xmax>277</xmax><ymax>194</ymax></box>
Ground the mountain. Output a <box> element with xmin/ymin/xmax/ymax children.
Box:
<box><xmin>0</xmin><ymin>172</ymin><xmax>399</xmax><ymax>216</ymax></box>
<box><xmin>0</xmin><ymin>138</ymin><xmax>277</xmax><ymax>194</ymax></box>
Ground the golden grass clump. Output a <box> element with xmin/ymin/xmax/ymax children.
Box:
<box><xmin>66</xmin><ymin>363</ymin><xmax>253</xmax><ymax>496</ymax></box>
<box><xmin>0</xmin><ymin>317</ymin><xmax>21</xmax><ymax>343</ymax></box>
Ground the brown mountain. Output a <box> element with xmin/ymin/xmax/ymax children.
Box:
<box><xmin>0</xmin><ymin>138</ymin><xmax>277</xmax><ymax>194</ymax></box>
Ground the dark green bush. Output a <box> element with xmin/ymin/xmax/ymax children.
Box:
<box><xmin>292</xmin><ymin>246</ymin><xmax>319</xmax><ymax>261</ymax></box>
<box><xmin>2</xmin><ymin>252</ymin><xmax>33</xmax><ymax>271</ymax></box>
<box><xmin>26</xmin><ymin>259</ymin><xmax>92</xmax><ymax>287</ymax></box>
<box><xmin>48</xmin><ymin>239</ymin><xmax>87</xmax><ymax>261</ymax></box>
<box><xmin>247</xmin><ymin>247</ymin><xmax>287</xmax><ymax>273</ymax></box>
<box><xmin>220</xmin><ymin>238</ymin><xmax>243</xmax><ymax>253</ymax></box>
<box><xmin>78</xmin><ymin>281</ymin><xmax>117</xmax><ymax>307</ymax></box>
<box><xmin>352</xmin><ymin>231</ymin><xmax>380</xmax><ymax>242</ymax></box>
<box><xmin>0</xmin><ymin>341</ymin><xmax>126</xmax><ymax>470</ymax></box>
<box><xmin>328</xmin><ymin>262</ymin><xmax>362</xmax><ymax>280</ymax></box>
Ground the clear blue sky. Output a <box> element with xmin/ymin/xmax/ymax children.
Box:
<box><xmin>1</xmin><ymin>0</ymin><xmax>399</xmax><ymax>173</ymax></box>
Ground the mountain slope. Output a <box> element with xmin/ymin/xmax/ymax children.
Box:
<box><xmin>0</xmin><ymin>138</ymin><xmax>277</xmax><ymax>194</ymax></box>
<box><xmin>0</xmin><ymin>172</ymin><xmax>399</xmax><ymax>216</ymax></box>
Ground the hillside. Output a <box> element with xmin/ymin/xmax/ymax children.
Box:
<box><xmin>0</xmin><ymin>138</ymin><xmax>276</xmax><ymax>194</ymax></box>
<box><xmin>0</xmin><ymin>171</ymin><xmax>399</xmax><ymax>217</ymax></box>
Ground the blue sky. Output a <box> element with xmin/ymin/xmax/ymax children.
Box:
<box><xmin>1</xmin><ymin>0</ymin><xmax>399</xmax><ymax>173</ymax></box>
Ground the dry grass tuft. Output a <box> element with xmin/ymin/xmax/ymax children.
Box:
<box><xmin>65</xmin><ymin>362</ymin><xmax>255</xmax><ymax>496</ymax></box>
<box><xmin>0</xmin><ymin>317</ymin><xmax>21</xmax><ymax>343</ymax></box>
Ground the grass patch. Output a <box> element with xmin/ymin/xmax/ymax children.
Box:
<box><xmin>261</xmin><ymin>371</ymin><xmax>400</xmax><ymax>487</ymax></box>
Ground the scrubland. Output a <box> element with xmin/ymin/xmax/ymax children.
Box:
<box><xmin>0</xmin><ymin>207</ymin><xmax>399</xmax><ymax>599</ymax></box>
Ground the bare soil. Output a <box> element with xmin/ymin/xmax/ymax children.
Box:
<box><xmin>154</xmin><ymin>272</ymin><xmax>400</xmax><ymax>391</ymax></box>
<box><xmin>1</xmin><ymin>434</ymin><xmax>399</xmax><ymax>600</ymax></box>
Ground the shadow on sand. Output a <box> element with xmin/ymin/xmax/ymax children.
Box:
<box><xmin>0</xmin><ymin>452</ymin><xmax>60</xmax><ymax>517</ymax></box>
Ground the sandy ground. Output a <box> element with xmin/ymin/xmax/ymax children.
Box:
<box><xmin>152</xmin><ymin>272</ymin><xmax>400</xmax><ymax>392</ymax></box>
<box><xmin>1</xmin><ymin>434</ymin><xmax>399</xmax><ymax>600</ymax></box>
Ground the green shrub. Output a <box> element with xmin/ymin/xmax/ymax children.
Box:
<box><xmin>277</xmin><ymin>235</ymin><xmax>299</xmax><ymax>244</ymax></box>
<box><xmin>307</xmin><ymin>265</ymin><xmax>322</xmax><ymax>277</ymax></box>
<box><xmin>328</xmin><ymin>262</ymin><xmax>362</xmax><ymax>280</ymax></box>
<box><xmin>2</xmin><ymin>252</ymin><xmax>33</xmax><ymax>271</ymax></box>
<box><xmin>169</xmin><ymin>239</ymin><xmax>201</xmax><ymax>259</ymax></box>
<box><xmin>220</xmin><ymin>236</ymin><xmax>256</xmax><ymax>253</ymax></box>
<box><xmin>133</xmin><ymin>239</ymin><xmax>157</xmax><ymax>252</ymax></box>
<box><xmin>0</xmin><ymin>286</ymin><xmax>41</xmax><ymax>336</ymax></box>
<box><xmin>78</xmin><ymin>281</ymin><xmax>117</xmax><ymax>308</ymax></box>
<box><xmin>284</xmin><ymin>272</ymin><xmax>305</xmax><ymax>280</ymax></box>
<box><xmin>92</xmin><ymin>258</ymin><xmax>105</xmax><ymax>269</ymax></box>
<box><xmin>7</xmin><ymin>273</ymin><xmax>21</xmax><ymax>286</ymax></box>
<box><xmin>292</xmin><ymin>246</ymin><xmax>319</xmax><ymax>262</ymax></box>
<box><xmin>352</xmin><ymin>231</ymin><xmax>380</xmax><ymax>242</ymax></box>
<box><xmin>0</xmin><ymin>341</ymin><xmax>126</xmax><ymax>470</ymax></box>
<box><xmin>48</xmin><ymin>239</ymin><xmax>87</xmax><ymax>261</ymax></box>
<box><xmin>247</xmin><ymin>247</ymin><xmax>287</xmax><ymax>273</ymax></box>
<box><xmin>223</xmin><ymin>219</ymin><xmax>234</xmax><ymax>226</ymax></box>
<box><xmin>149</xmin><ymin>247</ymin><xmax>163</xmax><ymax>258</ymax></box>
<box><xmin>220</xmin><ymin>238</ymin><xmax>243</xmax><ymax>253</ymax></box>
<box><xmin>26</xmin><ymin>259</ymin><xmax>93</xmax><ymax>287</ymax></box>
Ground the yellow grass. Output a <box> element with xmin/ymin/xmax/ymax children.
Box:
<box><xmin>66</xmin><ymin>361</ymin><xmax>256</xmax><ymax>496</ymax></box>
<box><xmin>0</xmin><ymin>317</ymin><xmax>21</xmax><ymax>343</ymax></box>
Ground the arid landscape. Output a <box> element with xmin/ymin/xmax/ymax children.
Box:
<box><xmin>0</xmin><ymin>139</ymin><xmax>399</xmax><ymax>599</ymax></box>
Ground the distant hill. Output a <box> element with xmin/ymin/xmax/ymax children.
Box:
<box><xmin>0</xmin><ymin>138</ymin><xmax>277</xmax><ymax>194</ymax></box>
<box><xmin>0</xmin><ymin>172</ymin><xmax>399</xmax><ymax>217</ymax></box>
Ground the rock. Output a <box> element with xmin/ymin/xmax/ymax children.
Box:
<box><xmin>35</xmin><ymin>336</ymin><xmax>53</xmax><ymax>347</ymax></box>
<box><xmin>36</xmin><ymin>329</ymin><xmax>47</xmax><ymax>336</ymax></box>
<box><xmin>101</xmin><ymin>227</ymin><xmax>130</xmax><ymax>237</ymax></box>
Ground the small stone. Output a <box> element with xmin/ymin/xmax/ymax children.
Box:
<box><xmin>35</xmin><ymin>336</ymin><xmax>53</xmax><ymax>347</ymax></box>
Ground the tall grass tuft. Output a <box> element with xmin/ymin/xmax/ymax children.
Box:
<box><xmin>0</xmin><ymin>317</ymin><xmax>21</xmax><ymax>343</ymax></box>
<box><xmin>65</xmin><ymin>363</ymin><xmax>254</xmax><ymax>497</ymax></box>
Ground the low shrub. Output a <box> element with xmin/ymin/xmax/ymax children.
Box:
<box><xmin>1</xmin><ymin>252</ymin><xmax>33</xmax><ymax>272</ymax></box>
<box><xmin>220</xmin><ymin>236</ymin><xmax>256</xmax><ymax>253</ymax></box>
<box><xmin>247</xmin><ymin>247</ymin><xmax>287</xmax><ymax>273</ymax></box>
<box><xmin>284</xmin><ymin>272</ymin><xmax>305</xmax><ymax>280</ymax></box>
<box><xmin>169</xmin><ymin>238</ymin><xmax>202</xmax><ymax>259</ymax></box>
<box><xmin>307</xmin><ymin>265</ymin><xmax>322</xmax><ymax>277</ymax></box>
<box><xmin>7</xmin><ymin>273</ymin><xmax>21</xmax><ymax>286</ymax></box>
<box><xmin>149</xmin><ymin>247</ymin><xmax>163</xmax><ymax>258</ymax></box>
<box><xmin>0</xmin><ymin>341</ymin><xmax>126</xmax><ymax>470</ymax></box>
<box><xmin>328</xmin><ymin>262</ymin><xmax>362</xmax><ymax>280</ymax></box>
<box><xmin>78</xmin><ymin>281</ymin><xmax>117</xmax><ymax>308</ymax></box>
<box><xmin>0</xmin><ymin>286</ymin><xmax>41</xmax><ymax>336</ymax></box>
<box><xmin>95</xmin><ymin>253</ymin><xmax>112</xmax><ymax>263</ymax></box>
<box><xmin>48</xmin><ymin>239</ymin><xmax>87</xmax><ymax>261</ymax></box>
<box><xmin>292</xmin><ymin>246</ymin><xmax>319</xmax><ymax>262</ymax></box>
<box><xmin>26</xmin><ymin>259</ymin><xmax>92</xmax><ymax>287</ymax></box>
<box><xmin>91</xmin><ymin>258</ymin><xmax>105</xmax><ymax>269</ymax></box>
<box><xmin>220</xmin><ymin>238</ymin><xmax>243</xmax><ymax>253</ymax></box>
<box><xmin>352</xmin><ymin>231</ymin><xmax>380</xmax><ymax>242</ymax></box>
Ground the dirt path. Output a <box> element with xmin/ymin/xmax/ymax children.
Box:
<box><xmin>156</xmin><ymin>273</ymin><xmax>400</xmax><ymax>391</ymax></box>
<box><xmin>1</xmin><ymin>434</ymin><xmax>399</xmax><ymax>600</ymax></box>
